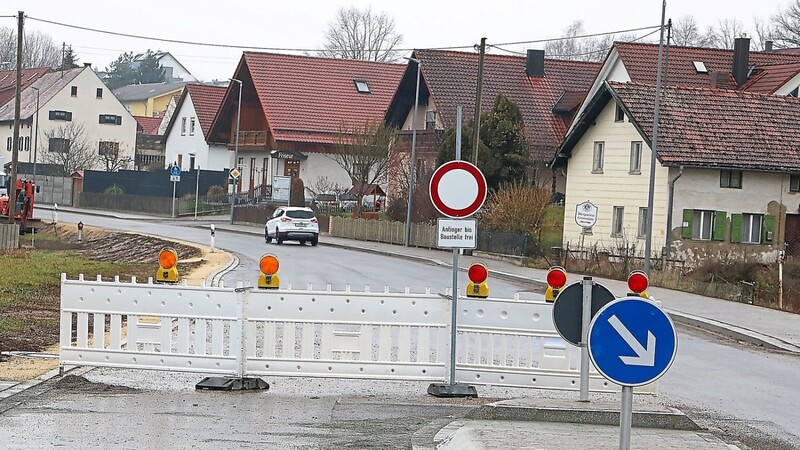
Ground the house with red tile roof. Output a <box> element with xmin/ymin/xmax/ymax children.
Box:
<box><xmin>163</xmin><ymin>83</ymin><xmax>227</xmax><ymax>172</ymax></box>
<box><xmin>555</xmin><ymin>80</ymin><xmax>800</xmax><ymax>266</ymax></box>
<box><xmin>207</xmin><ymin>52</ymin><xmax>405</xmax><ymax>198</ymax></box>
<box><xmin>385</xmin><ymin>49</ymin><xmax>600</xmax><ymax>193</ymax></box>
<box><xmin>0</xmin><ymin>67</ymin><xmax>136</xmax><ymax>175</ymax></box>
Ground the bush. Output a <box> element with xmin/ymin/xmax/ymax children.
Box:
<box><xmin>481</xmin><ymin>182</ymin><xmax>551</xmax><ymax>234</ymax></box>
<box><xmin>206</xmin><ymin>185</ymin><xmax>227</xmax><ymax>203</ymax></box>
<box><xmin>104</xmin><ymin>184</ymin><xmax>124</xmax><ymax>195</ymax></box>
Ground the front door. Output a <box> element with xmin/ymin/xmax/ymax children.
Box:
<box><xmin>284</xmin><ymin>159</ymin><xmax>300</xmax><ymax>178</ymax></box>
<box><xmin>785</xmin><ymin>214</ymin><xmax>800</xmax><ymax>258</ymax></box>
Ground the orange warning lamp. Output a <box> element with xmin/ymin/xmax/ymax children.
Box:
<box><xmin>627</xmin><ymin>270</ymin><xmax>650</xmax><ymax>298</ymax></box>
<box><xmin>258</xmin><ymin>254</ymin><xmax>280</xmax><ymax>289</ymax></box>
<box><xmin>156</xmin><ymin>247</ymin><xmax>179</xmax><ymax>283</ymax></box>
<box><xmin>466</xmin><ymin>263</ymin><xmax>489</xmax><ymax>298</ymax></box>
<box><xmin>545</xmin><ymin>266</ymin><xmax>567</xmax><ymax>302</ymax></box>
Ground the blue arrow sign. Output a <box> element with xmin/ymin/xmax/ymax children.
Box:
<box><xmin>170</xmin><ymin>165</ymin><xmax>181</xmax><ymax>176</ymax></box>
<box><xmin>588</xmin><ymin>297</ymin><xmax>677</xmax><ymax>387</ymax></box>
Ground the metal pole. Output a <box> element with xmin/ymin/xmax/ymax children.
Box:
<box><xmin>471</xmin><ymin>38</ymin><xmax>486</xmax><ymax>165</ymax></box>
<box><xmin>404</xmin><ymin>58</ymin><xmax>421</xmax><ymax>247</ymax></box>
<box><xmin>171</xmin><ymin>180</ymin><xmax>176</xmax><ymax>218</ymax></box>
<box><xmin>619</xmin><ymin>386</ymin><xmax>633</xmax><ymax>450</ymax></box>
<box><xmin>580</xmin><ymin>276</ymin><xmax>592</xmax><ymax>401</ymax></box>
<box><xmin>8</xmin><ymin>11</ymin><xmax>23</xmax><ymax>224</ymax></box>
<box><xmin>229</xmin><ymin>79</ymin><xmax>242</xmax><ymax>225</ymax></box>
<box><xmin>448</xmin><ymin>107</ymin><xmax>463</xmax><ymax>387</ymax></box>
<box><xmin>32</xmin><ymin>87</ymin><xmax>39</xmax><ymax>184</ymax></box>
<box><xmin>194</xmin><ymin>166</ymin><xmax>200</xmax><ymax>220</ymax></box>
<box><xmin>644</xmin><ymin>1</ymin><xmax>667</xmax><ymax>275</ymax></box>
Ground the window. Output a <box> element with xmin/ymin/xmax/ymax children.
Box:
<box><xmin>99</xmin><ymin>114</ymin><xmax>122</xmax><ymax>125</ymax></box>
<box><xmin>592</xmin><ymin>142</ymin><xmax>604</xmax><ymax>173</ymax></box>
<box><xmin>630</xmin><ymin>141</ymin><xmax>642</xmax><ymax>174</ymax></box>
<box><xmin>790</xmin><ymin>174</ymin><xmax>800</xmax><ymax>192</ymax></box>
<box><xmin>181</xmin><ymin>117</ymin><xmax>186</xmax><ymax>136</ymax></box>
<box><xmin>720</xmin><ymin>170</ymin><xmax>742</xmax><ymax>188</ymax></box>
<box><xmin>190</xmin><ymin>117</ymin><xmax>196</xmax><ymax>136</ymax></box>
<box><xmin>638</xmin><ymin>207</ymin><xmax>648</xmax><ymax>238</ymax></box>
<box><xmin>189</xmin><ymin>155</ymin><xmax>196</xmax><ymax>170</ymax></box>
<box><xmin>612</xmin><ymin>206</ymin><xmax>624</xmax><ymax>237</ymax></box>
<box><xmin>48</xmin><ymin>137</ymin><xmax>70</xmax><ymax>153</ymax></box>
<box><xmin>70</xmin><ymin>86</ymin><xmax>77</xmax><ymax>96</ymax></box>
<box><xmin>791</xmin><ymin>87</ymin><xmax>799</xmax><ymax>98</ymax></box>
<box><xmin>98</xmin><ymin>141</ymin><xmax>119</xmax><ymax>157</ymax></box>
<box><xmin>354</xmin><ymin>80</ymin><xmax>370</xmax><ymax>94</ymax></box>
<box><xmin>682</xmin><ymin>209</ymin><xmax>727</xmax><ymax>241</ymax></box>
<box><xmin>23</xmin><ymin>136</ymin><xmax>29</xmax><ymax>152</ymax></box>
<box><xmin>425</xmin><ymin>110</ymin><xmax>437</xmax><ymax>130</ymax></box>
<box><xmin>741</xmin><ymin>213</ymin><xmax>763</xmax><ymax>244</ymax></box>
<box><xmin>6</xmin><ymin>137</ymin><xmax>10</xmax><ymax>151</ymax></box>
<box><xmin>96</xmin><ymin>88</ymin><xmax>103</xmax><ymax>99</ymax></box>
<box><xmin>692</xmin><ymin>61</ymin><xmax>708</xmax><ymax>73</ymax></box>
<box><xmin>49</xmin><ymin>110</ymin><xmax>73</xmax><ymax>121</ymax></box>
<box><xmin>615</xmin><ymin>104</ymin><xmax>625</xmax><ymax>122</ymax></box>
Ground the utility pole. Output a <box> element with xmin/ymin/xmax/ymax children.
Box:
<box><xmin>471</xmin><ymin>37</ymin><xmax>486</xmax><ymax>165</ymax></box>
<box><xmin>8</xmin><ymin>11</ymin><xmax>23</xmax><ymax>224</ymax></box>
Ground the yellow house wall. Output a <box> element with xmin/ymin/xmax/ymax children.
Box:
<box><xmin>562</xmin><ymin>100</ymin><xmax>670</xmax><ymax>255</ymax></box>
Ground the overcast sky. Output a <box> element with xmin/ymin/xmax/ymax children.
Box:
<box><xmin>2</xmin><ymin>0</ymin><xmax>793</xmax><ymax>81</ymax></box>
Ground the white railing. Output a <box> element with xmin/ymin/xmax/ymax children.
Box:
<box><xmin>60</xmin><ymin>276</ymin><xmax>656</xmax><ymax>394</ymax></box>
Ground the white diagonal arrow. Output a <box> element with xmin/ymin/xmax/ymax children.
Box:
<box><xmin>608</xmin><ymin>315</ymin><xmax>656</xmax><ymax>367</ymax></box>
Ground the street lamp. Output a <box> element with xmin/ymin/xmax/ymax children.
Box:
<box><xmin>229</xmin><ymin>78</ymin><xmax>242</xmax><ymax>225</ymax></box>
<box><xmin>403</xmin><ymin>57</ymin><xmax>421</xmax><ymax>247</ymax></box>
<box><xmin>31</xmin><ymin>86</ymin><xmax>39</xmax><ymax>183</ymax></box>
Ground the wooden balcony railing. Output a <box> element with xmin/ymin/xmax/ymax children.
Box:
<box><xmin>229</xmin><ymin>131</ymin><xmax>268</xmax><ymax>149</ymax></box>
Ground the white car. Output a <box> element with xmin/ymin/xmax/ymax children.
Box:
<box><xmin>265</xmin><ymin>206</ymin><xmax>319</xmax><ymax>246</ymax></box>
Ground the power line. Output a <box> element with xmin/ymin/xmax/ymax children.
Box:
<box><xmin>489</xmin><ymin>27</ymin><xmax>663</xmax><ymax>58</ymax></box>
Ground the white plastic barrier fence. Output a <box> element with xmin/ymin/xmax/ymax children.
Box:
<box><xmin>59</xmin><ymin>276</ymin><xmax>656</xmax><ymax>394</ymax></box>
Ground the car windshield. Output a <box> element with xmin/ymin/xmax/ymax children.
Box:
<box><xmin>286</xmin><ymin>210</ymin><xmax>315</xmax><ymax>219</ymax></box>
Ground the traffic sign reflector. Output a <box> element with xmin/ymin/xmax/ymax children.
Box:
<box><xmin>258</xmin><ymin>254</ymin><xmax>280</xmax><ymax>289</ymax></box>
<box><xmin>627</xmin><ymin>270</ymin><xmax>649</xmax><ymax>297</ymax></box>
<box><xmin>545</xmin><ymin>266</ymin><xmax>567</xmax><ymax>302</ymax></box>
<box><xmin>156</xmin><ymin>247</ymin><xmax>179</xmax><ymax>283</ymax></box>
<box><xmin>466</xmin><ymin>263</ymin><xmax>489</xmax><ymax>298</ymax></box>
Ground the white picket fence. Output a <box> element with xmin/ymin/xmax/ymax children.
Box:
<box><xmin>59</xmin><ymin>274</ymin><xmax>656</xmax><ymax>394</ymax></box>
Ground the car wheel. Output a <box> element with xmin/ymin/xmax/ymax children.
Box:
<box><xmin>311</xmin><ymin>235</ymin><xmax>318</xmax><ymax>247</ymax></box>
<box><xmin>300</xmin><ymin>240</ymin><xmax>306</xmax><ymax>245</ymax></box>
<box><xmin>276</xmin><ymin>228</ymin><xmax>283</xmax><ymax>245</ymax></box>
<box><xmin>265</xmin><ymin>229</ymin><xmax>272</xmax><ymax>243</ymax></box>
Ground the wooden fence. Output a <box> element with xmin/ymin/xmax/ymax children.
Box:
<box><xmin>0</xmin><ymin>224</ymin><xmax>20</xmax><ymax>249</ymax></box>
<box><xmin>330</xmin><ymin>217</ymin><xmax>437</xmax><ymax>248</ymax></box>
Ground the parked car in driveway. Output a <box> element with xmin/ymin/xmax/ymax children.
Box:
<box><xmin>265</xmin><ymin>206</ymin><xmax>319</xmax><ymax>246</ymax></box>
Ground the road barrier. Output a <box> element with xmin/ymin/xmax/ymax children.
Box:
<box><xmin>59</xmin><ymin>274</ymin><xmax>656</xmax><ymax>394</ymax></box>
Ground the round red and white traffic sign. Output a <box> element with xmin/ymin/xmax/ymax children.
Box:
<box><xmin>429</xmin><ymin>161</ymin><xmax>487</xmax><ymax>218</ymax></box>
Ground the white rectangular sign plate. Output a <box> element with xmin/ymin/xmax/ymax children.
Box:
<box><xmin>437</xmin><ymin>218</ymin><xmax>477</xmax><ymax>249</ymax></box>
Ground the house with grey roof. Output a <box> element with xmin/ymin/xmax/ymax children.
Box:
<box><xmin>112</xmin><ymin>82</ymin><xmax>187</xmax><ymax>117</ymax></box>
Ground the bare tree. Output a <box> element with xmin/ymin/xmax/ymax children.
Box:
<box><xmin>0</xmin><ymin>27</ymin><xmax>61</xmax><ymax>68</ymax></box>
<box><xmin>772</xmin><ymin>0</ymin><xmax>800</xmax><ymax>47</ymax></box>
<box><xmin>711</xmin><ymin>18</ymin><xmax>748</xmax><ymax>49</ymax></box>
<box><xmin>307</xmin><ymin>176</ymin><xmax>346</xmax><ymax>197</ymax></box>
<box><xmin>98</xmin><ymin>142</ymin><xmax>132</xmax><ymax>172</ymax></box>
<box><xmin>318</xmin><ymin>6</ymin><xmax>403</xmax><ymax>62</ymax></box>
<box><xmin>41</xmin><ymin>123</ymin><xmax>96</xmax><ymax>175</ymax></box>
<box><xmin>544</xmin><ymin>21</ymin><xmax>620</xmax><ymax>62</ymax></box>
<box><xmin>670</xmin><ymin>16</ymin><xmax>720</xmax><ymax>47</ymax></box>
<box><xmin>753</xmin><ymin>17</ymin><xmax>777</xmax><ymax>50</ymax></box>
<box><xmin>328</xmin><ymin>121</ymin><xmax>401</xmax><ymax>214</ymax></box>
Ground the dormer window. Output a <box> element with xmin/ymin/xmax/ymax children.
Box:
<box><xmin>354</xmin><ymin>80</ymin><xmax>370</xmax><ymax>94</ymax></box>
<box><xmin>693</xmin><ymin>61</ymin><xmax>708</xmax><ymax>74</ymax></box>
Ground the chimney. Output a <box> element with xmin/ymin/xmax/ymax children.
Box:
<box><xmin>525</xmin><ymin>49</ymin><xmax>545</xmax><ymax>77</ymax></box>
<box><xmin>83</xmin><ymin>63</ymin><xmax>91</xmax><ymax>68</ymax></box>
<box><xmin>765</xmin><ymin>40</ymin><xmax>774</xmax><ymax>52</ymax></box>
<box><xmin>733</xmin><ymin>37</ymin><xmax>750</xmax><ymax>87</ymax></box>
<box><xmin>709</xmin><ymin>70</ymin><xmax>727</xmax><ymax>89</ymax></box>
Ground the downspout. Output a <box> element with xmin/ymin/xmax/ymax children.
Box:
<box><xmin>664</xmin><ymin>165</ymin><xmax>684</xmax><ymax>263</ymax></box>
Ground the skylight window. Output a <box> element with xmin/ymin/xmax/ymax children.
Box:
<box><xmin>693</xmin><ymin>61</ymin><xmax>708</xmax><ymax>74</ymax></box>
<box><xmin>354</xmin><ymin>80</ymin><xmax>370</xmax><ymax>94</ymax></box>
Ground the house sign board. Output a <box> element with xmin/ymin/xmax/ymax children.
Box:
<box><xmin>575</xmin><ymin>201</ymin><xmax>598</xmax><ymax>227</ymax></box>
<box><xmin>271</xmin><ymin>150</ymin><xmax>308</xmax><ymax>160</ymax></box>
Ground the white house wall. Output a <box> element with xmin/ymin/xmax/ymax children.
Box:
<box><xmin>401</xmin><ymin>97</ymin><xmax>440</xmax><ymax>131</ymax></box>
<box><xmin>672</xmin><ymin>169</ymin><xmax>788</xmax><ymax>215</ymax></box>
<box><xmin>299</xmin><ymin>153</ymin><xmax>354</xmax><ymax>192</ymax></box>
<box><xmin>562</xmin><ymin>100</ymin><xmax>669</xmax><ymax>255</ymax></box>
<box><xmin>36</xmin><ymin>68</ymin><xmax>136</xmax><ymax>171</ymax></box>
<box><xmin>164</xmin><ymin>95</ymin><xmax>211</xmax><ymax>170</ymax></box>
<box><xmin>773</xmin><ymin>72</ymin><xmax>800</xmax><ymax>96</ymax></box>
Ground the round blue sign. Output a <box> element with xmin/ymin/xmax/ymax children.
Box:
<box><xmin>588</xmin><ymin>297</ymin><xmax>677</xmax><ymax>387</ymax></box>
<box><xmin>170</xmin><ymin>166</ymin><xmax>181</xmax><ymax>176</ymax></box>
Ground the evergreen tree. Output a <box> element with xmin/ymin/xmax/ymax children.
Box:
<box><xmin>136</xmin><ymin>50</ymin><xmax>166</xmax><ymax>84</ymax></box>
<box><xmin>60</xmin><ymin>45</ymin><xmax>80</xmax><ymax>69</ymax></box>
<box><xmin>104</xmin><ymin>52</ymin><xmax>137</xmax><ymax>90</ymax></box>
<box><xmin>437</xmin><ymin>94</ymin><xmax>530</xmax><ymax>190</ymax></box>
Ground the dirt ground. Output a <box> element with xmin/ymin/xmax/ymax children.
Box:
<box><xmin>0</xmin><ymin>223</ymin><xmax>231</xmax><ymax>382</ymax></box>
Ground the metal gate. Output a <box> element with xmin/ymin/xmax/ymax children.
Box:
<box><xmin>59</xmin><ymin>275</ymin><xmax>656</xmax><ymax>394</ymax></box>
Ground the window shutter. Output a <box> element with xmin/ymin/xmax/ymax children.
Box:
<box><xmin>730</xmin><ymin>214</ymin><xmax>743</xmax><ymax>243</ymax></box>
<box><xmin>762</xmin><ymin>214</ymin><xmax>776</xmax><ymax>244</ymax></box>
<box><xmin>712</xmin><ymin>211</ymin><xmax>727</xmax><ymax>241</ymax></box>
<box><xmin>116</xmin><ymin>115</ymin><xmax>122</xmax><ymax>125</ymax></box>
<box><xmin>681</xmin><ymin>209</ymin><xmax>693</xmax><ymax>239</ymax></box>
<box><xmin>66</xmin><ymin>112</ymin><xmax>72</xmax><ymax>121</ymax></box>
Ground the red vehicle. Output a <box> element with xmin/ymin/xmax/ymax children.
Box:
<box><xmin>0</xmin><ymin>178</ymin><xmax>36</xmax><ymax>231</ymax></box>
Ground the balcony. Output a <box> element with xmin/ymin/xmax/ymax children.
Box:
<box><xmin>228</xmin><ymin>131</ymin><xmax>269</xmax><ymax>150</ymax></box>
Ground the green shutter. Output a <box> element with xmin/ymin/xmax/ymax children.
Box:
<box><xmin>730</xmin><ymin>214</ymin><xmax>743</xmax><ymax>243</ymax></box>
<box><xmin>681</xmin><ymin>209</ymin><xmax>693</xmax><ymax>239</ymax></box>
<box><xmin>713</xmin><ymin>211</ymin><xmax>727</xmax><ymax>241</ymax></box>
<box><xmin>763</xmin><ymin>214</ymin><xmax>776</xmax><ymax>244</ymax></box>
